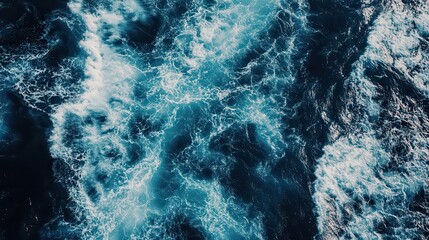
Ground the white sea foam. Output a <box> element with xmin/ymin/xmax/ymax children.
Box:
<box><xmin>43</xmin><ymin>0</ymin><xmax>315</xmax><ymax>238</ymax></box>
<box><xmin>313</xmin><ymin>1</ymin><xmax>429</xmax><ymax>238</ymax></box>
<box><xmin>48</xmin><ymin>0</ymin><xmax>295</xmax><ymax>238</ymax></box>
<box><xmin>366</xmin><ymin>1</ymin><xmax>429</xmax><ymax>96</ymax></box>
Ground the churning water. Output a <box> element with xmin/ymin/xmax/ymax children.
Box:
<box><xmin>0</xmin><ymin>0</ymin><xmax>428</xmax><ymax>239</ymax></box>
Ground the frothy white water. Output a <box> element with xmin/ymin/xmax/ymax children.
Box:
<box><xmin>313</xmin><ymin>1</ymin><xmax>429</xmax><ymax>238</ymax></box>
<box><xmin>47</xmin><ymin>0</ymin><xmax>308</xmax><ymax>238</ymax></box>
<box><xmin>0</xmin><ymin>10</ymin><xmax>83</xmax><ymax>144</ymax></box>
<box><xmin>49</xmin><ymin>0</ymin><xmax>153</xmax><ymax>238</ymax></box>
<box><xmin>366</xmin><ymin>1</ymin><xmax>429</xmax><ymax>96</ymax></box>
<box><xmin>314</xmin><ymin>133</ymin><xmax>428</xmax><ymax>239</ymax></box>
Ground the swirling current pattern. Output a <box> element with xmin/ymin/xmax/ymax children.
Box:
<box><xmin>0</xmin><ymin>0</ymin><xmax>428</xmax><ymax>239</ymax></box>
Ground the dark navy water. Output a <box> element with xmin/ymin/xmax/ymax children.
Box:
<box><xmin>0</xmin><ymin>0</ymin><xmax>428</xmax><ymax>239</ymax></box>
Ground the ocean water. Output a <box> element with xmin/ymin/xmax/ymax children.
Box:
<box><xmin>0</xmin><ymin>0</ymin><xmax>428</xmax><ymax>239</ymax></box>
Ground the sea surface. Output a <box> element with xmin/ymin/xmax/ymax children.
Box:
<box><xmin>0</xmin><ymin>0</ymin><xmax>428</xmax><ymax>239</ymax></box>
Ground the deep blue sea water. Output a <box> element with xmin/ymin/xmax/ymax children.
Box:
<box><xmin>0</xmin><ymin>0</ymin><xmax>428</xmax><ymax>239</ymax></box>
